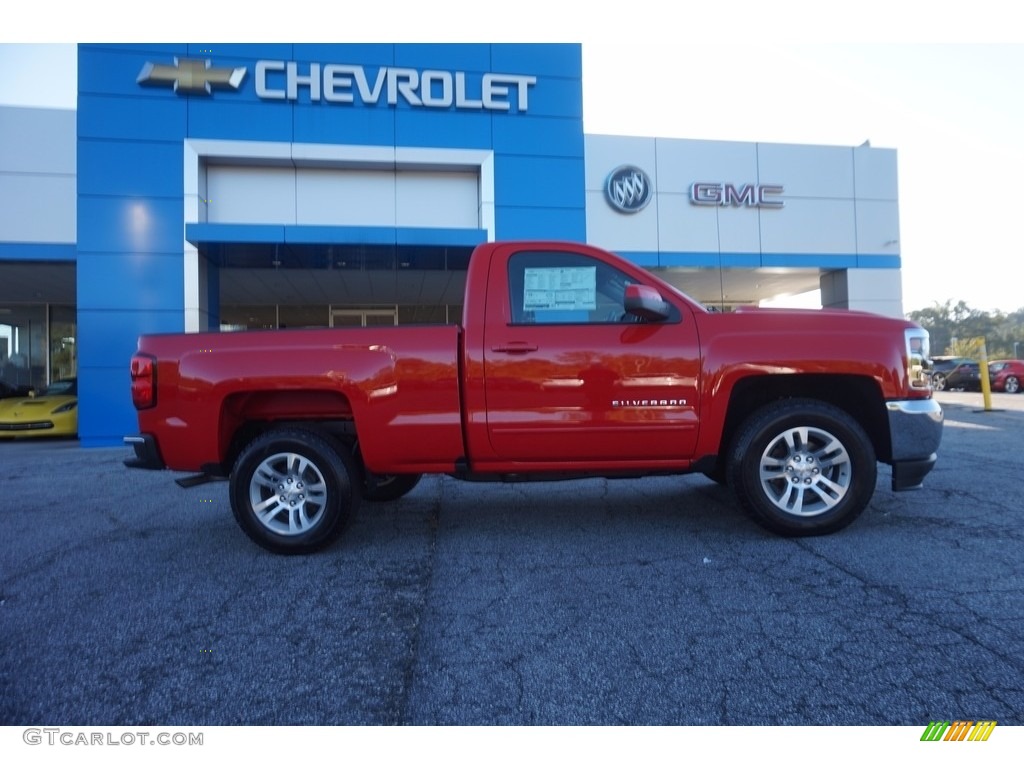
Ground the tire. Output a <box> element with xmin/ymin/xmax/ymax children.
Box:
<box><xmin>931</xmin><ymin>372</ymin><xmax>946</xmax><ymax>391</ymax></box>
<box><xmin>702</xmin><ymin>464</ymin><xmax>728</xmax><ymax>486</ymax></box>
<box><xmin>1005</xmin><ymin>376</ymin><xmax>1020</xmax><ymax>394</ymax></box>
<box><xmin>727</xmin><ymin>399</ymin><xmax>877</xmax><ymax>537</ymax></box>
<box><xmin>229</xmin><ymin>429</ymin><xmax>358</xmax><ymax>554</ymax></box>
<box><xmin>362</xmin><ymin>473</ymin><xmax>423</xmax><ymax>502</ymax></box>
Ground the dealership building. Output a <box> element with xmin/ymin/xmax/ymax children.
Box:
<box><xmin>0</xmin><ymin>43</ymin><xmax>904</xmax><ymax>447</ymax></box>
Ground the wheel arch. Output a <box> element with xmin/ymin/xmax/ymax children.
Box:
<box><xmin>214</xmin><ymin>388</ymin><xmax>358</xmax><ymax>476</ymax></box>
<box><xmin>715</xmin><ymin>374</ymin><xmax>892</xmax><ymax>466</ymax></box>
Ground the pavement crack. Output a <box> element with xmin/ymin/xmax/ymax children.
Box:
<box><xmin>393</xmin><ymin>478</ymin><xmax>442</xmax><ymax>725</ymax></box>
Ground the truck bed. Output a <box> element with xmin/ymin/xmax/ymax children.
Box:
<box><xmin>134</xmin><ymin>324</ymin><xmax>464</xmax><ymax>474</ymax></box>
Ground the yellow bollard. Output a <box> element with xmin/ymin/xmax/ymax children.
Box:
<box><xmin>978</xmin><ymin>339</ymin><xmax>993</xmax><ymax>411</ymax></box>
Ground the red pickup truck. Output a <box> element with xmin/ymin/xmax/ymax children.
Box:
<box><xmin>126</xmin><ymin>240</ymin><xmax>943</xmax><ymax>553</ymax></box>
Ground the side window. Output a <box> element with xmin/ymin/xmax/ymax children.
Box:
<box><xmin>508</xmin><ymin>251</ymin><xmax>638</xmax><ymax>325</ymax></box>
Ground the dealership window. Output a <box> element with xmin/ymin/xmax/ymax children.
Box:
<box><xmin>219</xmin><ymin>304</ymin><xmax>461</xmax><ymax>331</ymax></box>
<box><xmin>49</xmin><ymin>305</ymin><xmax>77</xmax><ymax>382</ymax></box>
<box><xmin>0</xmin><ymin>304</ymin><xmax>76</xmax><ymax>391</ymax></box>
<box><xmin>214</xmin><ymin>243</ymin><xmax>472</xmax><ymax>330</ymax></box>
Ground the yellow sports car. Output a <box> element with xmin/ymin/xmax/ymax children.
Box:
<box><xmin>0</xmin><ymin>378</ymin><xmax>78</xmax><ymax>438</ymax></box>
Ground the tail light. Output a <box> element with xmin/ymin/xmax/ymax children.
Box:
<box><xmin>130</xmin><ymin>354</ymin><xmax>157</xmax><ymax>409</ymax></box>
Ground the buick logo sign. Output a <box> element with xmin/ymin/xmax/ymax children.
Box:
<box><xmin>605</xmin><ymin>166</ymin><xmax>652</xmax><ymax>214</ymax></box>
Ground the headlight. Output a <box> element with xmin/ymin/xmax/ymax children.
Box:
<box><xmin>906</xmin><ymin>329</ymin><xmax>930</xmax><ymax>390</ymax></box>
<box><xmin>52</xmin><ymin>400</ymin><xmax>77</xmax><ymax>414</ymax></box>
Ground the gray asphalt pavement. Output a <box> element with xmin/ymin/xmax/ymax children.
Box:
<box><xmin>1</xmin><ymin>390</ymin><xmax>1022</xmax><ymax>725</ymax></box>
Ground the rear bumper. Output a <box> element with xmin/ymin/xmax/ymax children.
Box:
<box><xmin>123</xmin><ymin>434</ymin><xmax>166</xmax><ymax>470</ymax></box>
<box><xmin>886</xmin><ymin>398</ymin><xmax>944</xmax><ymax>491</ymax></box>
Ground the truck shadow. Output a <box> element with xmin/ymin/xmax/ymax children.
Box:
<box><xmin>350</xmin><ymin>474</ymin><xmax>762</xmax><ymax>549</ymax></box>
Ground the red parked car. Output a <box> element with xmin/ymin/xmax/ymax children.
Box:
<box><xmin>989</xmin><ymin>359</ymin><xmax>1024</xmax><ymax>393</ymax></box>
<box><xmin>942</xmin><ymin>362</ymin><xmax>982</xmax><ymax>391</ymax></box>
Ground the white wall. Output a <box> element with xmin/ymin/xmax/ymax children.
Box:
<box><xmin>585</xmin><ymin>134</ymin><xmax>900</xmax><ymax>258</ymax></box>
<box><xmin>821</xmin><ymin>268</ymin><xmax>904</xmax><ymax>317</ymax></box>
<box><xmin>205</xmin><ymin>162</ymin><xmax>480</xmax><ymax>229</ymax></box>
<box><xmin>0</xmin><ymin>107</ymin><xmax>76</xmax><ymax>243</ymax></box>
<box><xmin>584</xmin><ymin>133</ymin><xmax>904</xmax><ymax>314</ymax></box>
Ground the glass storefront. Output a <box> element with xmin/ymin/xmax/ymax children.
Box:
<box><xmin>213</xmin><ymin>243</ymin><xmax>472</xmax><ymax>331</ymax></box>
<box><xmin>219</xmin><ymin>303</ymin><xmax>462</xmax><ymax>331</ymax></box>
<box><xmin>0</xmin><ymin>304</ymin><xmax>77</xmax><ymax>392</ymax></box>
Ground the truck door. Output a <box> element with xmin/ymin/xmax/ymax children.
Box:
<box><xmin>482</xmin><ymin>246</ymin><xmax>701</xmax><ymax>464</ymax></box>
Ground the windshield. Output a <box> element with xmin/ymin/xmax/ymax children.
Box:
<box><xmin>41</xmin><ymin>380</ymin><xmax>77</xmax><ymax>396</ymax></box>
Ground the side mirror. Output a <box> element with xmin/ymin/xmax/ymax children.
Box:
<box><xmin>624</xmin><ymin>284</ymin><xmax>671</xmax><ymax>322</ymax></box>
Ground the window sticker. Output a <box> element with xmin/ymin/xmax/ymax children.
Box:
<box><xmin>522</xmin><ymin>267</ymin><xmax>597</xmax><ymax>311</ymax></box>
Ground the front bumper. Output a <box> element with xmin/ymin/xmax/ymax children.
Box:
<box><xmin>0</xmin><ymin>422</ymin><xmax>75</xmax><ymax>438</ymax></box>
<box><xmin>123</xmin><ymin>434</ymin><xmax>166</xmax><ymax>470</ymax></box>
<box><xmin>886</xmin><ymin>398</ymin><xmax>944</xmax><ymax>491</ymax></box>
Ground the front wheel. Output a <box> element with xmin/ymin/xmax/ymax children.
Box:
<box><xmin>1004</xmin><ymin>375</ymin><xmax>1020</xmax><ymax>394</ymax></box>
<box><xmin>230</xmin><ymin>429</ymin><xmax>358</xmax><ymax>554</ymax></box>
<box><xmin>727</xmin><ymin>400</ymin><xmax>877</xmax><ymax>537</ymax></box>
<box><xmin>931</xmin><ymin>372</ymin><xmax>947</xmax><ymax>391</ymax></box>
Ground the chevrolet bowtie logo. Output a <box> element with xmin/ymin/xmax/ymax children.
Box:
<box><xmin>137</xmin><ymin>58</ymin><xmax>247</xmax><ymax>95</ymax></box>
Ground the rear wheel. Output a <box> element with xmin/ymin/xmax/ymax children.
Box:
<box><xmin>702</xmin><ymin>463</ymin><xmax>728</xmax><ymax>486</ymax></box>
<box><xmin>931</xmin><ymin>372</ymin><xmax>947</xmax><ymax>391</ymax></box>
<box><xmin>1005</xmin><ymin>375</ymin><xmax>1020</xmax><ymax>394</ymax></box>
<box><xmin>727</xmin><ymin>399</ymin><xmax>876</xmax><ymax>536</ymax></box>
<box><xmin>230</xmin><ymin>429</ymin><xmax>358</xmax><ymax>554</ymax></box>
<box><xmin>362</xmin><ymin>473</ymin><xmax>423</xmax><ymax>502</ymax></box>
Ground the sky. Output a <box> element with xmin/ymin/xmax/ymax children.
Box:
<box><xmin>2</xmin><ymin>1</ymin><xmax>1023</xmax><ymax>315</ymax></box>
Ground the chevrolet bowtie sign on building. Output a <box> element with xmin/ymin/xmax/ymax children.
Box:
<box><xmin>137</xmin><ymin>58</ymin><xmax>247</xmax><ymax>95</ymax></box>
<box><xmin>137</xmin><ymin>57</ymin><xmax>537</xmax><ymax>111</ymax></box>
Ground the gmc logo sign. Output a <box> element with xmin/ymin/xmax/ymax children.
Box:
<box><xmin>690</xmin><ymin>182</ymin><xmax>784</xmax><ymax>208</ymax></box>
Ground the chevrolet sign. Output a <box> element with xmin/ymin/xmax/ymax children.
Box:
<box><xmin>255</xmin><ymin>61</ymin><xmax>536</xmax><ymax>111</ymax></box>
<box><xmin>137</xmin><ymin>57</ymin><xmax>536</xmax><ymax>112</ymax></box>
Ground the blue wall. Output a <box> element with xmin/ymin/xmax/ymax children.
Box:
<box><xmin>76</xmin><ymin>43</ymin><xmax>586</xmax><ymax>446</ymax></box>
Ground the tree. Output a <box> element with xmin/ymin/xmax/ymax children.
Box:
<box><xmin>908</xmin><ymin>301</ymin><xmax>1023</xmax><ymax>359</ymax></box>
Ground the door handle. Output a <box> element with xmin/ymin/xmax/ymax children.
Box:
<box><xmin>491</xmin><ymin>342</ymin><xmax>538</xmax><ymax>354</ymax></box>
